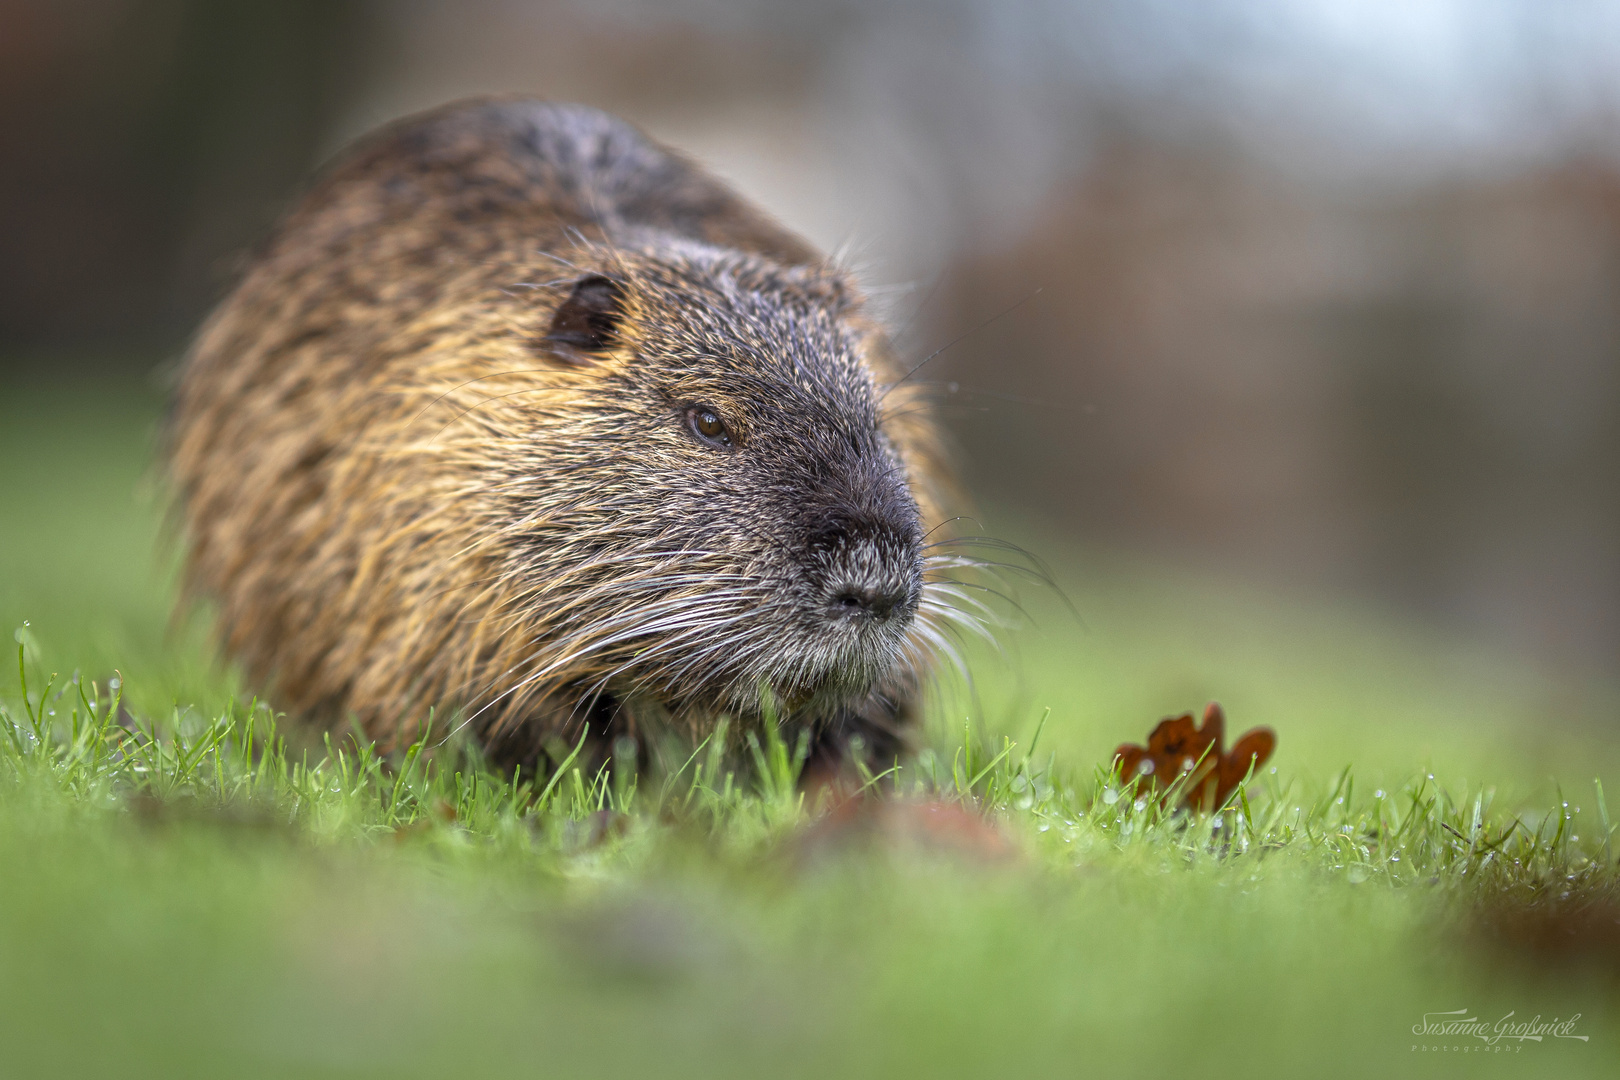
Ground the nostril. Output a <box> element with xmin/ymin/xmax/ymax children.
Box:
<box><xmin>831</xmin><ymin>586</ymin><xmax>910</xmax><ymax>620</ymax></box>
<box><xmin>834</xmin><ymin>588</ymin><xmax>873</xmax><ymax>612</ymax></box>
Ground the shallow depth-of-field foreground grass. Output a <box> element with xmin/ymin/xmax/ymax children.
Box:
<box><xmin>3</xmin><ymin>372</ymin><xmax>1619</xmax><ymax>1078</ymax></box>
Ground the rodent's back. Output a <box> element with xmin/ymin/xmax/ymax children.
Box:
<box><xmin>183</xmin><ymin>100</ymin><xmax>819</xmax><ymax>392</ymax></box>
<box><xmin>170</xmin><ymin>98</ymin><xmax>951</xmax><ymax>771</ymax></box>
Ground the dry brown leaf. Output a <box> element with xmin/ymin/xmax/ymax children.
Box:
<box><xmin>1113</xmin><ymin>702</ymin><xmax>1275</xmax><ymax>810</ymax></box>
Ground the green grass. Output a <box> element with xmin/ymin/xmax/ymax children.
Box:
<box><xmin>2</xmin><ymin>371</ymin><xmax>1617</xmax><ymax>1078</ymax></box>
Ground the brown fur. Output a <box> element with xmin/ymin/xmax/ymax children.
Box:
<box><xmin>169</xmin><ymin>97</ymin><xmax>960</xmax><ymax>774</ymax></box>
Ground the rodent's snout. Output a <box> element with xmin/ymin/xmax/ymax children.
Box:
<box><xmin>808</xmin><ymin>512</ymin><xmax>923</xmax><ymax>628</ymax></box>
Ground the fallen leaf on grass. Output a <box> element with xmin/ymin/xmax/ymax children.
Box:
<box><xmin>794</xmin><ymin>796</ymin><xmax>1016</xmax><ymax>863</ymax></box>
<box><xmin>1113</xmin><ymin>702</ymin><xmax>1274</xmax><ymax>811</ymax></box>
<box><xmin>390</xmin><ymin>798</ymin><xmax>458</xmax><ymax>842</ymax></box>
<box><xmin>564</xmin><ymin>808</ymin><xmax>630</xmax><ymax>850</ymax></box>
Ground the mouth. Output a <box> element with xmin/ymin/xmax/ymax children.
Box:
<box><xmin>577</xmin><ymin>557</ymin><xmax>923</xmax><ymax>720</ymax></box>
<box><xmin>701</xmin><ymin>603</ymin><xmax>918</xmax><ymax>716</ymax></box>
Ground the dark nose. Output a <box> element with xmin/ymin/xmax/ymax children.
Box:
<box><xmin>831</xmin><ymin>583</ymin><xmax>912</xmax><ymax>621</ymax></box>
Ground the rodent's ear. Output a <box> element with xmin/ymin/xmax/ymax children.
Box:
<box><xmin>541</xmin><ymin>275</ymin><xmax>626</xmax><ymax>365</ymax></box>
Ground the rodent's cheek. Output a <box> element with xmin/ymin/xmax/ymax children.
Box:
<box><xmin>665</xmin><ymin>481</ymin><xmax>780</xmax><ymax>548</ymax></box>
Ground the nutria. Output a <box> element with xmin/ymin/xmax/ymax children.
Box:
<box><xmin>168</xmin><ymin>97</ymin><xmax>961</xmax><ymax>777</ymax></box>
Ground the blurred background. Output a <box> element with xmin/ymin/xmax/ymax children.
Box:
<box><xmin>4</xmin><ymin>0</ymin><xmax>1619</xmax><ymax>681</ymax></box>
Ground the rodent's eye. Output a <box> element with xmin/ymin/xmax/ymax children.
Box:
<box><xmin>686</xmin><ymin>405</ymin><xmax>733</xmax><ymax>449</ymax></box>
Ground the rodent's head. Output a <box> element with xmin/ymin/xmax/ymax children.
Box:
<box><xmin>461</xmin><ymin>239</ymin><xmax>940</xmax><ymax>734</ymax></box>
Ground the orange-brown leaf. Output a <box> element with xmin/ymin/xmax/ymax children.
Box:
<box><xmin>1112</xmin><ymin>702</ymin><xmax>1275</xmax><ymax>811</ymax></box>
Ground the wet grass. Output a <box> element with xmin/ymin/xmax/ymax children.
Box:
<box><xmin>2</xmin><ymin>371</ymin><xmax>1617</xmax><ymax>1078</ymax></box>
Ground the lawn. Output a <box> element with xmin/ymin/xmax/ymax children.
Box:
<box><xmin>2</xmin><ymin>369</ymin><xmax>1617</xmax><ymax>1078</ymax></box>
